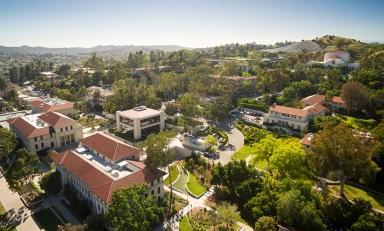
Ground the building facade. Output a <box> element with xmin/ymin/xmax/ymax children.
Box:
<box><xmin>116</xmin><ymin>106</ymin><xmax>165</xmax><ymax>140</ymax></box>
<box><xmin>8</xmin><ymin>112</ymin><xmax>83</xmax><ymax>152</ymax></box>
<box><xmin>264</xmin><ymin>104</ymin><xmax>310</xmax><ymax>130</ymax></box>
<box><xmin>51</xmin><ymin>132</ymin><xmax>165</xmax><ymax>214</ymax></box>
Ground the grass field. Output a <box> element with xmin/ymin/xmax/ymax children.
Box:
<box><xmin>232</xmin><ymin>145</ymin><xmax>253</xmax><ymax>160</ymax></box>
<box><xmin>335</xmin><ymin>114</ymin><xmax>377</xmax><ymax>130</ymax></box>
<box><xmin>329</xmin><ymin>184</ymin><xmax>384</xmax><ymax>211</ymax></box>
<box><xmin>186</xmin><ymin>172</ymin><xmax>206</xmax><ymax>197</ymax></box>
<box><xmin>32</xmin><ymin>208</ymin><xmax>63</xmax><ymax>231</ymax></box>
<box><xmin>164</xmin><ymin>165</ymin><xmax>179</xmax><ymax>186</ymax></box>
<box><xmin>179</xmin><ymin>216</ymin><xmax>193</xmax><ymax>231</ymax></box>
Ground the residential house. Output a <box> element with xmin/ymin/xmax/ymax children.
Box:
<box><xmin>86</xmin><ymin>86</ymin><xmax>114</xmax><ymax>107</ymax></box>
<box><xmin>300</xmin><ymin>94</ymin><xmax>326</xmax><ymax>107</ymax></box>
<box><xmin>328</xmin><ymin>96</ymin><xmax>347</xmax><ymax>111</ymax></box>
<box><xmin>264</xmin><ymin>104</ymin><xmax>310</xmax><ymax>130</ymax></box>
<box><xmin>8</xmin><ymin>112</ymin><xmax>83</xmax><ymax>152</ymax></box>
<box><xmin>116</xmin><ymin>106</ymin><xmax>165</xmax><ymax>140</ymax></box>
<box><xmin>300</xmin><ymin>133</ymin><xmax>315</xmax><ymax>150</ymax></box>
<box><xmin>50</xmin><ymin>132</ymin><xmax>165</xmax><ymax>214</ymax></box>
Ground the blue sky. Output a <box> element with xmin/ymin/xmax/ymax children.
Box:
<box><xmin>0</xmin><ymin>0</ymin><xmax>383</xmax><ymax>47</ymax></box>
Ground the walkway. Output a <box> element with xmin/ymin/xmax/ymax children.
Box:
<box><xmin>41</xmin><ymin>194</ymin><xmax>80</xmax><ymax>225</ymax></box>
<box><xmin>0</xmin><ymin>173</ymin><xmax>40</xmax><ymax>231</ymax></box>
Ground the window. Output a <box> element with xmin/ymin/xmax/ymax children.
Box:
<box><xmin>41</xmin><ymin>143</ymin><xmax>44</xmax><ymax>148</ymax></box>
<box><xmin>66</xmin><ymin>127</ymin><xmax>68</xmax><ymax>131</ymax></box>
<box><xmin>70</xmin><ymin>134</ymin><xmax>75</xmax><ymax>143</ymax></box>
<box><xmin>157</xmin><ymin>187</ymin><xmax>160</xmax><ymax>194</ymax></box>
<box><xmin>34</xmin><ymin>137</ymin><xmax>37</xmax><ymax>142</ymax></box>
<box><xmin>60</xmin><ymin>128</ymin><xmax>63</xmax><ymax>132</ymax></box>
<box><xmin>151</xmin><ymin>190</ymin><xmax>154</xmax><ymax>195</ymax></box>
<box><xmin>51</xmin><ymin>142</ymin><xmax>54</xmax><ymax>147</ymax></box>
<box><xmin>35</xmin><ymin>144</ymin><xmax>38</xmax><ymax>149</ymax></box>
<box><xmin>70</xmin><ymin>125</ymin><xmax>73</xmax><ymax>130</ymax></box>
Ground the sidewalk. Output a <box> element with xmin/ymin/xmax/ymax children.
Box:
<box><xmin>0</xmin><ymin>173</ymin><xmax>40</xmax><ymax>231</ymax></box>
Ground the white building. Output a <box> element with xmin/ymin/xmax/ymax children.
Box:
<box><xmin>264</xmin><ymin>104</ymin><xmax>310</xmax><ymax>130</ymax></box>
<box><xmin>51</xmin><ymin>132</ymin><xmax>165</xmax><ymax>214</ymax></box>
<box><xmin>8</xmin><ymin>112</ymin><xmax>83</xmax><ymax>152</ymax></box>
<box><xmin>116</xmin><ymin>106</ymin><xmax>165</xmax><ymax>140</ymax></box>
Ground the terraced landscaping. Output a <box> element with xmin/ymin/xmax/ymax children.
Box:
<box><xmin>186</xmin><ymin>171</ymin><xmax>206</xmax><ymax>197</ymax></box>
<box><xmin>164</xmin><ymin>165</ymin><xmax>179</xmax><ymax>186</ymax></box>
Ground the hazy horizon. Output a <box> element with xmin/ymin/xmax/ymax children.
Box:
<box><xmin>1</xmin><ymin>0</ymin><xmax>383</xmax><ymax>48</ymax></box>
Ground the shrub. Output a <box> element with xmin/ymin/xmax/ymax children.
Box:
<box><xmin>40</xmin><ymin>171</ymin><xmax>62</xmax><ymax>194</ymax></box>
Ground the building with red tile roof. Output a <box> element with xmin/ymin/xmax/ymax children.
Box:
<box><xmin>29</xmin><ymin>98</ymin><xmax>78</xmax><ymax>118</ymax></box>
<box><xmin>80</xmin><ymin>132</ymin><xmax>141</xmax><ymax>162</ymax></box>
<box><xmin>8</xmin><ymin>112</ymin><xmax>83</xmax><ymax>152</ymax></box>
<box><xmin>300</xmin><ymin>94</ymin><xmax>326</xmax><ymax>107</ymax></box>
<box><xmin>329</xmin><ymin>96</ymin><xmax>347</xmax><ymax>111</ymax></box>
<box><xmin>50</xmin><ymin>133</ymin><xmax>165</xmax><ymax>214</ymax></box>
<box><xmin>303</xmin><ymin>103</ymin><xmax>327</xmax><ymax>117</ymax></box>
<box><xmin>265</xmin><ymin>104</ymin><xmax>310</xmax><ymax>130</ymax></box>
<box><xmin>300</xmin><ymin>133</ymin><xmax>315</xmax><ymax>149</ymax></box>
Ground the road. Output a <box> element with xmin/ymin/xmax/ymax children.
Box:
<box><xmin>216</xmin><ymin>119</ymin><xmax>244</xmax><ymax>165</ymax></box>
<box><xmin>0</xmin><ymin>172</ymin><xmax>40</xmax><ymax>231</ymax></box>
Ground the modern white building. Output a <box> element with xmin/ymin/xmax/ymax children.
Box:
<box><xmin>116</xmin><ymin>106</ymin><xmax>165</xmax><ymax>140</ymax></box>
<box><xmin>8</xmin><ymin>112</ymin><xmax>83</xmax><ymax>152</ymax></box>
<box><xmin>51</xmin><ymin>132</ymin><xmax>165</xmax><ymax>214</ymax></box>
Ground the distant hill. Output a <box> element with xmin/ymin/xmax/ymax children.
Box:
<box><xmin>262</xmin><ymin>40</ymin><xmax>322</xmax><ymax>53</ymax></box>
<box><xmin>312</xmin><ymin>35</ymin><xmax>365</xmax><ymax>49</ymax></box>
<box><xmin>0</xmin><ymin>45</ymin><xmax>187</xmax><ymax>55</ymax></box>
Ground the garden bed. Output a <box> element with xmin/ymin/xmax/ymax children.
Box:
<box><xmin>18</xmin><ymin>182</ymin><xmax>43</xmax><ymax>208</ymax></box>
<box><xmin>32</xmin><ymin>207</ymin><xmax>63</xmax><ymax>231</ymax></box>
<box><xmin>164</xmin><ymin>165</ymin><xmax>180</xmax><ymax>186</ymax></box>
<box><xmin>186</xmin><ymin>171</ymin><xmax>207</xmax><ymax>198</ymax></box>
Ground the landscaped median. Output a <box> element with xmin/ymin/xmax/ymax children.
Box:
<box><xmin>163</xmin><ymin>164</ymin><xmax>180</xmax><ymax>186</ymax></box>
<box><xmin>185</xmin><ymin>170</ymin><xmax>207</xmax><ymax>198</ymax></box>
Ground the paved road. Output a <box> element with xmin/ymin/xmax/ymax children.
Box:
<box><xmin>0</xmin><ymin>173</ymin><xmax>40</xmax><ymax>231</ymax></box>
<box><xmin>216</xmin><ymin>120</ymin><xmax>244</xmax><ymax>165</ymax></box>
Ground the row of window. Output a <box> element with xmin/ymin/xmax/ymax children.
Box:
<box><xmin>60</xmin><ymin>125</ymin><xmax>73</xmax><ymax>132</ymax></box>
<box><xmin>35</xmin><ymin>142</ymin><xmax>55</xmax><ymax>150</ymax></box>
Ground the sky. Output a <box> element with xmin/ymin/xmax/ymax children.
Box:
<box><xmin>0</xmin><ymin>0</ymin><xmax>383</xmax><ymax>48</ymax></box>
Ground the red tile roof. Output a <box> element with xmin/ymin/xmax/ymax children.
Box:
<box><xmin>304</xmin><ymin>103</ymin><xmax>327</xmax><ymax>116</ymax></box>
<box><xmin>332</xmin><ymin>96</ymin><xmax>345</xmax><ymax>104</ymax></box>
<box><xmin>300</xmin><ymin>133</ymin><xmax>315</xmax><ymax>146</ymax></box>
<box><xmin>51</xmin><ymin>150</ymin><xmax>165</xmax><ymax>203</ymax></box>
<box><xmin>38</xmin><ymin>112</ymin><xmax>75</xmax><ymax>127</ymax></box>
<box><xmin>80</xmin><ymin>133</ymin><xmax>141</xmax><ymax>161</ymax></box>
<box><xmin>8</xmin><ymin>117</ymin><xmax>49</xmax><ymax>138</ymax></box>
<box><xmin>29</xmin><ymin>99</ymin><xmax>74</xmax><ymax>113</ymax></box>
<box><xmin>269</xmin><ymin>104</ymin><xmax>309</xmax><ymax>117</ymax></box>
<box><xmin>300</xmin><ymin>94</ymin><xmax>325</xmax><ymax>106</ymax></box>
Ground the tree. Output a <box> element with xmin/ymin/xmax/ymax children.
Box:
<box><xmin>6</xmin><ymin>148</ymin><xmax>39</xmax><ymax>189</ymax></box>
<box><xmin>255</xmin><ymin>216</ymin><xmax>277</xmax><ymax>231</ymax></box>
<box><xmin>307</xmin><ymin>123</ymin><xmax>379</xmax><ymax>196</ymax></box>
<box><xmin>277</xmin><ymin>190</ymin><xmax>326</xmax><ymax>231</ymax></box>
<box><xmin>0</xmin><ymin>128</ymin><xmax>17</xmax><ymax>161</ymax></box>
<box><xmin>40</xmin><ymin>171</ymin><xmax>62</xmax><ymax>194</ymax></box>
<box><xmin>205</xmin><ymin>135</ymin><xmax>218</xmax><ymax>153</ymax></box>
<box><xmin>216</xmin><ymin>202</ymin><xmax>240</xmax><ymax>230</ymax></box>
<box><xmin>351</xmin><ymin>213</ymin><xmax>384</xmax><ymax>231</ymax></box>
<box><xmin>106</xmin><ymin>185</ymin><xmax>162</xmax><ymax>231</ymax></box>
<box><xmin>57</xmin><ymin>64</ymin><xmax>71</xmax><ymax>76</ymax></box>
<box><xmin>341</xmin><ymin>81</ymin><xmax>370</xmax><ymax>113</ymax></box>
<box><xmin>143</xmin><ymin>130</ymin><xmax>176</xmax><ymax>215</ymax></box>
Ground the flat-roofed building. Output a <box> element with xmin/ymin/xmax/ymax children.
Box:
<box><xmin>8</xmin><ymin>112</ymin><xmax>83</xmax><ymax>152</ymax></box>
<box><xmin>50</xmin><ymin>132</ymin><xmax>165</xmax><ymax>214</ymax></box>
<box><xmin>116</xmin><ymin>106</ymin><xmax>165</xmax><ymax>140</ymax></box>
<box><xmin>29</xmin><ymin>98</ymin><xmax>78</xmax><ymax>119</ymax></box>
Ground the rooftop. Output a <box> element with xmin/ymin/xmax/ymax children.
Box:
<box><xmin>300</xmin><ymin>133</ymin><xmax>315</xmax><ymax>146</ymax></box>
<box><xmin>300</xmin><ymin>94</ymin><xmax>325</xmax><ymax>106</ymax></box>
<box><xmin>118</xmin><ymin>106</ymin><xmax>161</xmax><ymax>119</ymax></box>
<box><xmin>29</xmin><ymin>98</ymin><xmax>74</xmax><ymax>112</ymax></box>
<box><xmin>332</xmin><ymin>96</ymin><xmax>346</xmax><ymax>104</ymax></box>
<box><xmin>51</xmin><ymin>149</ymin><xmax>165</xmax><ymax>203</ymax></box>
<box><xmin>80</xmin><ymin>132</ymin><xmax>141</xmax><ymax>162</ymax></box>
<box><xmin>303</xmin><ymin>103</ymin><xmax>327</xmax><ymax>115</ymax></box>
<box><xmin>8</xmin><ymin>114</ymin><xmax>50</xmax><ymax>138</ymax></box>
<box><xmin>269</xmin><ymin>104</ymin><xmax>309</xmax><ymax>117</ymax></box>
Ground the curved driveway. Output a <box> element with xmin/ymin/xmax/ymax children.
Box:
<box><xmin>216</xmin><ymin>120</ymin><xmax>244</xmax><ymax>165</ymax></box>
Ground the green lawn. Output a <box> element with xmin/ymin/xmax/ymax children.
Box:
<box><xmin>32</xmin><ymin>208</ymin><xmax>63</xmax><ymax>231</ymax></box>
<box><xmin>232</xmin><ymin>145</ymin><xmax>253</xmax><ymax>160</ymax></box>
<box><xmin>186</xmin><ymin>172</ymin><xmax>206</xmax><ymax>197</ymax></box>
<box><xmin>335</xmin><ymin>114</ymin><xmax>377</xmax><ymax>130</ymax></box>
<box><xmin>329</xmin><ymin>184</ymin><xmax>384</xmax><ymax>211</ymax></box>
<box><xmin>180</xmin><ymin>216</ymin><xmax>193</xmax><ymax>231</ymax></box>
<box><xmin>164</xmin><ymin>165</ymin><xmax>180</xmax><ymax>186</ymax></box>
